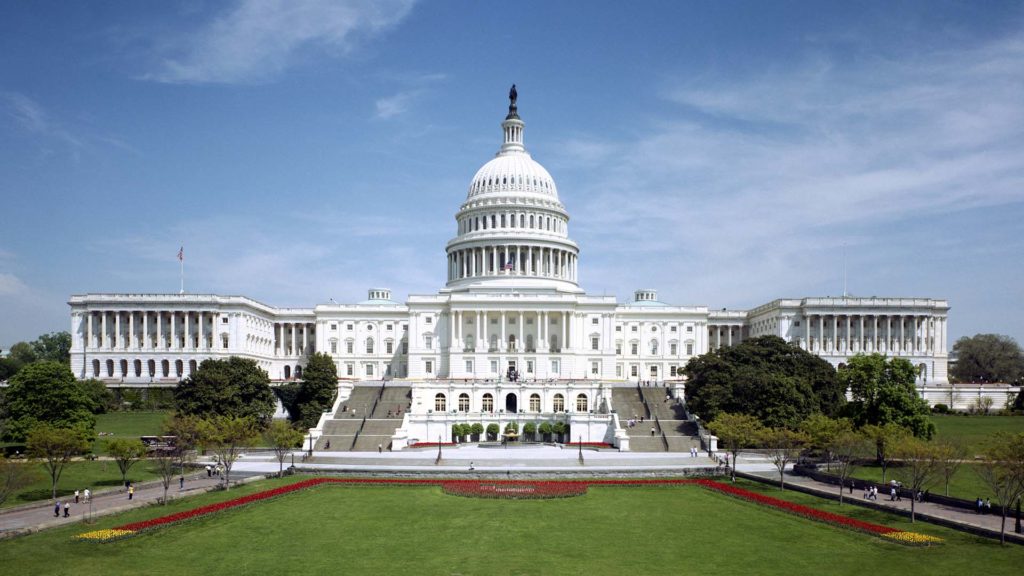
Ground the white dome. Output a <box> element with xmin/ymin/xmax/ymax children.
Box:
<box><xmin>467</xmin><ymin>153</ymin><xmax>559</xmax><ymax>200</ymax></box>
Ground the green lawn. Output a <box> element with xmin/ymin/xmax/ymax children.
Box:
<box><xmin>92</xmin><ymin>411</ymin><xmax>172</xmax><ymax>455</ymax></box>
<box><xmin>931</xmin><ymin>414</ymin><xmax>1024</xmax><ymax>456</ymax></box>
<box><xmin>1</xmin><ymin>477</ymin><xmax>1022</xmax><ymax>575</ymax></box>
<box><xmin>3</xmin><ymin>459</ymin><xmax>164</xmax><ymax>508</ymax></box>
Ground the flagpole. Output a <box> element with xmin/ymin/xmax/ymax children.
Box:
<box><xmin>178</xmin><ymin>246</ymin><xmax>184</xmax><ymax>294</ymax></box>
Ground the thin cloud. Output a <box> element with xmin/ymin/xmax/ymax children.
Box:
<box><xmin>145</xmin><ymin>0</ymin><xmax>416</xmax><ymax>84</ymax></box>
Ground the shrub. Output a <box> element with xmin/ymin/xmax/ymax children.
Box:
<box><xmin>931</xmin><ymin>403</ymin><xmax>950</xmax><ymax>414</ymax></box>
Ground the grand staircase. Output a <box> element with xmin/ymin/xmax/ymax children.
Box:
<box><xmin>317</xmin><ymin>383</ymin><xmax>411</xmax><ymax>451</ymax></box>
<box><xmin>612</xmin><ymin>386</ymin><xmax>700</xmax><ymax>453</ymax></box>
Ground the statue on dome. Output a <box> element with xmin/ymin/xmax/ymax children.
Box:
<box><xmin>507</xmin><ymin>84</ymin><xmax>519</xmax><ymax>119</ymax></box>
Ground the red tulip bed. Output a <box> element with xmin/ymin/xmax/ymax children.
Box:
<box><xmin>563</xmin><ymin>442</ymin><xmax>614</xmax><ymax>449</ymax></box>
<box><xmin>74</xmin><ymin>477</ymin><xmax>940</xmax><ymax>546</ymax></box>
<box><xmin>408</xmin><ymin>442</ymin><xmax>457</xmax><ymax>448</ymax></box>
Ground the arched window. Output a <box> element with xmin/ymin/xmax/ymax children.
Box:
<box><xmin>284</xmin><ymin>365</ymin><xmax>291</xmax><ymax>379</ymax></box>
<box><xmin>553</xmin><ymin>393</ymin><xmax>565</xmax><ymax>412</ymax></box>
<box><xmin>366</xmin><ymin>337</ymin><xmax>374</xmax><ymax>354</ymax></box>
<box><xmin>147</xmin><ymin>359</ymin><xmax>155</xmax><ymax>377</ymax></box>
<box><xmin>106</xmin><ymin>360</ymin><xmax>114</xmax><ymax>377</ymax></box>
<box><xmin>482</xmin><ymin>393</ymin><xmax>494</xmax><ymax>412</ymax></box>
<box><xmin>529</xmin><ymin>393</ymin><xmax>541</xmax><ymax>412</ymax></box>
<box><xmin>435</xmin><ymin>393</ymin><xmax>447</xmax><ymax>412</ymax></box>
<box><xmin>133</xmin><ymin>360</ymin><xmax>142</xmax><ymax>377</ymax></box>
<box><xmin>119</xmin><ymin>359</ymin><xmax>128</xmax><ymax>377</ymax></box>
<box><xmin>92</xmin><ymin>359</ymin><xmax>100</xmax><ymax>377</ymax></box>
<box><xmin>526</xmin><ymin>334</ymin><xmax>535</xmax><ymax>352</ymax></box>
<box><xmin>161</xmin><ymin>359</ymin><xmax>169</xmax><ymax>377</ymax></box>
<box><xmin>576</xmin><ymin>394</ymin><xmax>588</xmax><ymax>412</ymax></box>
<box><xmin>458</xmin><ymin>393</ymin><xmax>470</xmax><ymax>412</ymax></box>
<box><xmin>175</xmin><ymin>360</ymin><xmax>183</xmax><ymax>377</ymax></box>
<box><xmin>295</xmin><ymin>365</ymin><xmax>302</xmax><ymax>379</ymax></box>
<box><xmin>189</xmin><ymin>360</ymin><xmax>197</xmax><ymax>375</ymax></box>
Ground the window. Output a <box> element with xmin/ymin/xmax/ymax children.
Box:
<box><xmin>386</xmin><ymin>324</ymin><xmax>393</xmax><ymax>331</ymax></box>
<box><xmin>386</xmin><ymin>340</ymin><xmax>394</xmax><ymax>354</ymax></box>
<box><xmin>366</xmin><ymin>338</ymin><xmax>374</xmax><ymax>354</ymax></box>
<box><xmin>222</xmin><ymin>336</ymin><xmax>229</xmax><ymax>349</ymax></box>
<box><xmin>631</xmin><ymin>365</ymin><xmax>639</xmax><ymax>377</ymax></box>
<box><xmin>592</xmin><ymin>317</ymin><xmax>599</xmax><ymax>325</ymax></box>
<box><xmin>458</xmin><ymin>393</ymin><xmax>470</xmax><ymax>412</ymax></box>
<box><xmin>482</xmin><ymin>393</ymin><xmax>494</xmax><ymax>412</ymax></box>
<box><xmin>366</xmin><ymin>364</ymin><xmax>374</xmax><ymax>376</ymax></box>
<box><xmin>671</xmin><ymin>366</ymin><xmax>678</xmax><ymax>377</ymax></box>
<box><xmin>686</xmin><ymin>325</ymin><xmax>693</xmax><ymax>333</ymax></box>
<box><xmin>466</xmin><ymin>359</ymin><xmax>474</xmax><ymax>373</ymax></box>
<box><xmin>490</xmin><ymin>360</ymin><xmax>498</xmax><ymax>373</ymax></box>
<box><xmin>551</xmin><ymin>359</ymin><xmax>560</xmax><ymax>373</ymax></box>
<box><xmin>526</xmin><ymin>360</ymin><xmax>534</xmax><ymax>373</ymax></box>
<box><xmin>631</xmin><ymin>343</ymin><xmax>638</xmax><ymax>355</ymax></box>
<box><xmin>615</xmin><ymin>341</ymin><xmax>622</xmax><ymax>354</ymax></box>
<box><xmin>330</xmin><ymin>323</ymin><xmax>337</xmax><ymax>330</ymax></box>
<box><xmin>616</xmin><ymin>325</ymin><xmax>622</xmax><ymax>332</ymax></box>
<box><xmin>591</xmin><ymin>362</ymin><xmax>599</xmax><ymax>375</ymax></box>
<box><xmin>425</xmin><ymin>317</ymin><xmax>433</xmax><ymax>324</ymax></box>
<box><xmin>671</xmin><ymin>326</ymin><xmax>677</xmax><ymax>332</ymax></box>
<box><xmin>222</xmin><ymin>317</ymin><xmax>228</xmax><ymax>324</ymax></box>
<box><xmin>529</xmin><ymin>394</ymin><xmax>541</xmax><ymax>412</ymax></box>
<box><xmin>553</xmin><ymin>394</ymin><xmax>565</xmax><ymax>412</ymax></box>
<box><xmin>345</xmin><ymin>363</ymin><xmax>353</xmax><ymax>376</ymax></box>
<box><xmin>435</xmin><ymin>393</ymin><xmax>446</xmax><ymax>412</ymax></box>
<box><xmin>616</xmin><ymin>364</ymin><xmax>623</xmax><ymax>377</ymax></box>
<box><xmin>425</xmin><ymin>336</ymin><xmax>432</xmax><ymax>350</ymax></box>
<box><xmin>650</xmin><ymin>340</ymin><xmax>659</xmax><ymax>355</ymax></box>
<box><xmin>402</xmin><ymin>341</ymin><xmax>408</xmax><ymax>354</ymax></box>
<box><xmin>686</xmin><ymin>343</ymin><xmax>694</xmax><ymax>355</ymax></box>
<box><xmin>425</xmin><ymin>360</ymin><xmax>433</xmax><ymax>374</ymax></box>
<box><xmin>670</xmin><ymin>343</ymin><xmax>677</xmax><ymax>355</ymax></box>
<box><xmin>330</xmin><ymin>341</ymin><xmax>337</xmax><ymax>354</ymax></box>
<box><xmin>346</xmin><ymin>324</ymin><xmax>353</xmax><ymax>331</ymax></box>
<box><xmin>346</xmin><ymin>340</ymin><xmax>354</xmax><ymax>354</ymax></box>
<box><xmin>591</xmin><ymin>337</ymin><xmax>599</xmax><ymax>350</ymax></box>
<box><xmin>576</xmin><ymin>394</ymin><xmax>588</xmax><ymax>412</ymax></box>
<box><xmin>631</xmin><ymin>325</ymin><xmax>638</xmax><ymax>332</ymax></box>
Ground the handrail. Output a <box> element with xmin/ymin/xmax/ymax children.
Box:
<box><xmin>654</xmin><ymin>415</ymin><xmax>669</xmax><ymax>450</ymax></box>
<box><xmin>350</xmin><ymin>416</ymin><xmax>366</xmax><ymax>451</ymax></box>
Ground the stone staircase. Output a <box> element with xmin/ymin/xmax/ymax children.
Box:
<box><xmin>612</xmin><ymin>386</ymin><xmax>700</xmax><ymax>453</ymax></box>
<box><xmin>318</xmin><ymin>383</ymin><xmax>411</xmax><ymax>451</ymax></box>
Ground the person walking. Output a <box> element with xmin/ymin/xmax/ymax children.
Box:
<box><xmin>180</xmin><ymin>476</ymin><xmax>185</xmax><ymax>490</ymax></box>
<box><xmin>650</xmin><ymin>427</ymin><xmax>656</xmax><ymax>436</ymax></box>
<box><xmin>63</xmin><ymin>502</ymin><xmax>70</xmax><ymax>518</ymax></box>
<box><xmin>54</xmin><ymin>501</ymin><xmax>61</xmax><ymax>518</ymax></box>
<box><xmin>84</xmin><ymin>488</ymin><xmax>91</xmax><ymax>502</ymax></box>
<box><xmin>74</xmin><ymin>489</ymin><xmax>80</xmax><ymax>504</ymax></box>
<box><xmin>128</xmin><ymin>485</ymin><xmax>135</xmax><ymax>500</ymax></box>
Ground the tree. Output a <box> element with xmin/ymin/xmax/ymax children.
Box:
<box><xmin>26</xmin><ymin>424</ymin><xmax>90</xmax><ymax>499</ymax></box>
<box><xmin>486</xmin><ymin>423</ymin><xmax>500</xmax><ymax>441</ymax></box>
<box><xmin>157</xmin><ymin>415</ymin><xmax>202</xmax><ymax>505</ymax></box>
<box><xmin>538</xmin><ymin>422</ymin><xmax>553</xmax><ymax>442</ymax></box>
<box><xmin>7</xmin><ymin>341</ymin><xmax>37</xmax><ymax>366</ymax></box>
<box><xmin>935</xmin><ymin>439</ymin><xmax>969</xmax><ymax>497</ymax></box>
<box><xmin>0</xmin><ymin>456</ymin><xmax>40</xmax><ymax>506</ymax></box>
<box><xmin>107</xmin><ymin>438</ymin><xmax>147</xmax><ymax>486</ymax></box>
<box><xmin>2</xmin><ymin>361</ymin><xmax>96</xmax><ymax>441</ymax></box>
<box><xmin>684</xmin><ymin>336</ymin><xmax>844</xmax><ymax>428</ymax></box>
<box><xmin>892</xmin><ymin>437</ymin><xmax>943</xmax><ymax>523</ymax></box>
<box><xmin>470</xmin><ymin>423</ymin><xmax>484</xmax><ymax>441</ymax></box>
<box><xmin>265</xmin><ymin>420</ymin><xmax>304</xmax><ymax>478</ymax></box>
<box><xmin>841</xmin><ymin>354</ymin><xmax>935</xmax><ymax>439</ymax></box>
<box><xmin>952</xmin><ymin>334</ymin><xmax>1024</xmax><ymax>384</ymax></box>
<box><xmin>860</xmin><ymin>423</ymin><xmax>908</xmax><ymax>483</ymax></box>
<box><xmin>523</xmin><ymin>422</ymin><xmax>537</xmax><ymax>441</ymax></box>
<box><xmin>799</xmin><ymin>414</ymin><xmax>853</xmax><ymax>466</ymax></box>
<box><xmin>708</xmin><ymin>412</ymin><xmax>766</xmax><ymax>482</ymax></box>
<box><xmin>198</xmin><ymin>415</ymin><xmax>259</xmax><ymax>490</ymax></box>
<box><xmin>761</xmin><ymin>427</ymin><xmax>810</xmax><ymax>490</ymax></box>
<box><xmin>79</xmin><ymin>379</ymin><xmax>116</xmax><ymax>414</ymax></box>
<box><xmin>293</xmin><ymin>353</ymin><xmax>338</xmax><ymax>429</ymax></box>
<box><xmin>175</xmin><ymin>357</ymin><xmax>275</xmax><ymax>426</ymax></box>
<box><xmin>31</xmin><ymin>331</ymin><xmax>72</xmax><ymax>364</ymax></box>
<box><xmin>975</xmin><ymin>432</ymin><xmax>1024</xmax><ymax>545</ymax></box>
<box><xmin>830</xmin><ymin>430</ymin><xmax>872</xmax><ymax>506</ymax></box>
<box><xmin>150</xmin><ymin>449</ymin><xmax>179</xmax><ymax>506</ymax></box>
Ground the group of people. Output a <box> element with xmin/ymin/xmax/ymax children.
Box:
<box><xmin>205</xmin><ymin>463</ymin><xmax>225</xmax><ymax>479</ymax></box>
<box><xmin>976</xmin><ymin>497</ymin><xmax>993</xmax><ymax>514</ymax></box>
<box><xmin>52</xmin><ymin>488</ymin><xmax>91</xmax><ymax>519</ymax></box>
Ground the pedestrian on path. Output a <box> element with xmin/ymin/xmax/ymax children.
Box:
<box><xmin>378</xmin><ymin>443</ymin><xmax>382</xmax><ymax>453</ymax></box>
<box><xmin>180</xmin><ymin>476</ymin><xmax>185</xmax><ymax>490</ymax></box>
<box><xmin>74</xmin><ymin>489</ymin><xmax>80</xmax><ymax>504</ymax></box>
<box><xmin>206</xmin><ymin>465</ymin><xmax>212</xmax><ymax>477</ymax></box>
<box><xmin>128</xmin><ymin>485</ymin><xmax>134</xmax><ymax>500</ymax></box>
<box><xmin>63</xmin><ymin>502</ymin><xmax>70</xmax><ymax>518</ymax></box>
<box><xmin>54</xmin><ymin>501</ymin><xmax>60</xmax><ymax>517</ymax></box>
<box><xmin>84</xmin><ymin>488</ymin><xmax>90</xmax><ymax>502</ymax></box>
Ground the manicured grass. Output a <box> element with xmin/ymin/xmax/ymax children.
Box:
<box><xmin>2</xmin><ymin>459</ymin><xmax>163</xmax><ymax>508</ymax></box>
<box><xmin>849</xmin><ymin>463</ymin><xmax>990</xmax><ymax>501</ymax></box>
<box><xmin>1</xmin><ymin>477</ymin><xmax>1022</xmax><ymax>575</ymax></box>
<box><xmin>931</xmin><ymin>414</ymin><xmax>1024</xmax><ymax>456</ymax></box>
<box><xmin>92</xmin><ymin>411</ymin><xmax>172</xmax><ymax>455</ymax></box>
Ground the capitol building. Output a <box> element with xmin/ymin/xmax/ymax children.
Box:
<box><xmin>68</xmin><ymin>90</ymin><xmax>951</xmax><ymax>448</ymax></box>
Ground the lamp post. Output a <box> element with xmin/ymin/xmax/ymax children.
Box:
<box><xmin>307</xmin><ymin>433</ymin><xmax>313</xmax><ymax>457</ymax></box>
<box><xmin>435</xmin><ymin>434</ymin><xmax>443</xmax><ymax>465</ymax></box>
<box><xmin>578</xmin><ymin>435</ymin><xmax>584</xmax><ymax>465</ymax></box>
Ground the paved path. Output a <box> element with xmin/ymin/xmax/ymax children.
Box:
<box><xmin>742</xmin><ymin>462</ymin><xmax>1024</xmax><ymax>544</ymax></box>
<box><xmin>0</xmin><ymin>470</ymin><xmax>259</xmax><ymax>537</ymax></box>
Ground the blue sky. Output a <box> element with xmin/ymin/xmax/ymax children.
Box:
<box><xmin>2</xmin><ymin>1</ymin><xmax>1023</xmax><ymax>349</ymax></box>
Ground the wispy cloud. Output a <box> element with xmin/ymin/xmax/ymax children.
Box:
<box><xmin>373</xmin><ymin>72</ymin><xmax>447</xmax><ymax>119</ymax></box>
<box><xmin>0</xmin><ymin>272</ymin><xmax>29</xmax><ymax>296</ymax></box>
<box><xmin>145</xmin><ymin>0</ymin><xmax>416</xmax><ymax>84</ymax></box>
<box><xmin>558</xmin><ymin>31</ymin><xmax>1024</xmax><ymax>306</ymax></box>
<box><xmin>3</xmin><ymin>92</ymin><xmax>85</xmax><ymax>160</ymax></box>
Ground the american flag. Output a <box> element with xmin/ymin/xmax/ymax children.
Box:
<box><xmin>503</xmin><ymin>259</ymin><xmax>514</xmax><ymax>270</ymax></box>
<box><xmin>177</xmin><ymin>247</ymin><xmax>184</xmax><ymax>262</ymax></box>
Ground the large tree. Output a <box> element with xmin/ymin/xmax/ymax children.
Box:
<box><xmin>198</xmin><ymin>415</ymin><xmax>259</xmax><ymax>491</ymax></box>
<box><xmin>952</xmin><ymin>334</ymin><xmax>1024</xmax><ymax>384</ymax></box>
<box><xmin>174</xmin><ymin>357</ymin><xmax>275</xmax><ymax>426</ymax></box>
<box><xmin>294</xmin><ymin>352</ymin><xmax>338</xmax><ymax>428</ymax></box>
<box><xmin>684</xmin><ymin>336</ymin><xmax>844</xmax><ymax>428</ymax></box>
<box><xmin>2</xmin><ymin>361</ymin><xmax>96</xmax><ymax>441</ymax></box>
<box><xmin>30</xmin><ymin>331</ymin><xmax>72</xmax><ymax>365</ymax></box>
<box><xmin>841</xmin><ymin>354</ymin><xmax>934</xmax><ymax>439</ymax></box>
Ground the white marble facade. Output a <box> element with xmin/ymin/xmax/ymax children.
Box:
<box><xmin>68</xmin><ymin>94</ymin><xmax>951</xmax><ymax>434</ymax></box>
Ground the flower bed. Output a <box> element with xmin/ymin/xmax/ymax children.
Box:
<box><xmin>441</xmin><ymin>480</ymin><xmax>588</xmax><ymax>499</ymax></box>
<box><xmin>563</xmin><ymin>442</ymin><xmax>614</xmax><ymax>449</ymax></box>
<box><xmin>74</xmin><ymin>477</ymin><xmax>940</xmax><ymax>546</ymax></box>
<box><xmin>408</xmin><ymin>442</ymin><xmax>457</xmax><ymax>448</ymax></box>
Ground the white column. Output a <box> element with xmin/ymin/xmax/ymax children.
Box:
<box><xmin>527</xmin><ymin>246</ymin><xmax>533</xmax><ymax>275</ymax></box>
<box><xmin>170</xmin><ymin>313</ymin><xmax>177</xmax><ymax>350</ymax></box>
<box><xmin>845</xmin><ymin>315</ymin><xmax>851</xmax><ymax>353</ymax></box>
<box><xmin>128</xmin><ymin>312</ymin><xmax>135</xmax><ymax>350</ymax></box>
<box><xmin>291</xmin><ymin>323</ymin><xmax>298</xmax><ymax>356</ymax></box>
<box><xmin>113</xmin><ymin>312</ymin><xmax>120</xmax><ymax>350</ymax></box>
<box><xmin>562</xmin><ymin>311</ymin><xmax>567</xmax><ymax>351</ymax></box>
<box><xmin>157</xmin><ymin>313</ymin><xmax>164</xmax><ymax>349</ymax></box>
<box><xmin>87</xmin><ymin>313</ymin><xmax>95</xmax><ymax>349</ymax></box>
<box><xmin>303</xmin><ymin>324</ymin><xmax>308</xmax><ymax>354</ymax></box>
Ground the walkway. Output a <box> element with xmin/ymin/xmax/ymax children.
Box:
<box><xmin>0</xmin><ymin>470</ymin><xmax>260</xmax><ymax>538</ymax></box>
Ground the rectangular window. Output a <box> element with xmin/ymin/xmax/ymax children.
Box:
<box><xmin>591</xmin><ymin>362</ymin><xmax>599</xmax><ymax>375</ymax></box>
<box><xmin>346</xmin><ymin>363</ymin><xmax>353</xmax><ymax>376</ymax></box>
<box><xmin>346</xmin><ymin>341</ymin><xmax>354</xmax><ymax>354</ymax></box>
<box><xmin>222</xmin><ymin>317</ymin><xmax>228</xmax><ymax>324</ymax></box>
<box><xmin>386</xmin><ymin>324</ymin><xmax>393</xmax><ymax>331</ymax></box>
<box><xmin>671</xmin><ymin>326</ymin><xmax>677</xmax><ymax>332</ymax></box>
<box><xmin>526</xmin><ymin>360</ymin><xmax>534</xmax><ymax>373</ymax></box>
<box><xmin>222</xmin><ymin>336</ymin><xmax>229</xmax><ymax>349</ymax></box>
<box><xmin>402</xmin><ymin>342</ymin><xmax>408</xmax><ymax>354</ymax></box>
<box><xmin>466</xmin><ymin>360</ymin><xmax>473</xmax><ymax>372</ymax></box>
<box><xmin>670</xmin><ymin>343</ymin><xmax>677</xmax><ymax>355</ymax></box>
<box><xmin>686</xmin><ymin>325</ymin><xmax>693</xmax><ymax>333</ymax></box>
<box><xmin>686</xmin><ymin>343</ymin><xmax>694</xmax><ymax>355</ymax></box>
<box><xmin>631</xmin><ymin>343</ymin><xmax>638</xmax><ymax>355</ymax></box>
<box><xmin>631</xmin><ymin>365</ymin><xmax>638</xmax><ymax>377</ymax></box>
<box><xmin>386</xmin><ymin>341</ymin><xmax>393</xmax><ymax>354</ymax></box>
<box><xmin>425</xmin><ymin>317</ymin><xmax>432</xmax><ymax>324</ymax></box>
<box><xmin>591</xmin><ymin>337</ymin><xmax>599</xmax><ymax>350</ymax></box>
<box><xmin>551</xmin><ymin>359</ymin><xmax>560</xmax><ymax>373</ymax></box>
<box><xmin>671</xmin><ymin>366</ymin><xmax>678</xmax><ymax>377</ymax></box>
<box><xmin>425</xmin><ymin>361</ymin><xmax>433</xmax><ymax>374</ymax></box>
<box><xmin>330</xmin><ymin>323</ymin><xmax>337</xmax><ymax>330</ymax></box>
<box><xmin>490</xmin><ymin>360</ymin><xmax>498</xmax><ymax>373</ymax></box>
<box><xmin>616</xmin><ymin>325</ymin><xmax>622</xmax><ymax>332</ymax></box>
<box><xmin>366</xmin><ymin>364</ymin><xmax>374</xmax><ymax>376</ymax></box>
<box><xmin>330</xmin><ymin>341</ymin><xmax>337</xmax><ymax>354</ymax></box>
<box><xmin>616</xmin><ymin>343</ymin><xmax>622</xmax><ymax>354</ymax></box>
<box><xmin>631</xmin><ymin>326</ymin><xmax>638</xmax><ymax>332</ymax></box>
<box><xmin>425</xmin><ymin>336</ymin><xmax>432</xmax><ymax>350</ymax></box>
<box><xmin>794</xmin><ymin>321</ymin><xmax>801</xmax><ymax>327</ymax></box>
<box><xmin>592</xmin><ymin>317</ymin><xmax>599</xmax><ymax>325</ymax></box>
<box><xmin>616</xmin><ymin>364</ymin><xmax>623</xmax><ymax>377</ymax></box>
<box><xmin>346</xmin><ymin>324</ymin><xmax>353</xmax><ymax>331</ymax></box>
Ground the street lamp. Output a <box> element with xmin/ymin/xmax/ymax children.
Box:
<box><xmin>307</xmin><ymin>433</ymin><xmax>313</xmax><ymax>457</ymax></box>
<box><xmin>578</xmin><ymin>435</ymin><xmax>584</xmax><ymax>465</ymax></box>
<box><xmin>435</xmin><ymin>434</ymin><xmax>443</xmax><ymax>465</ymax></box>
